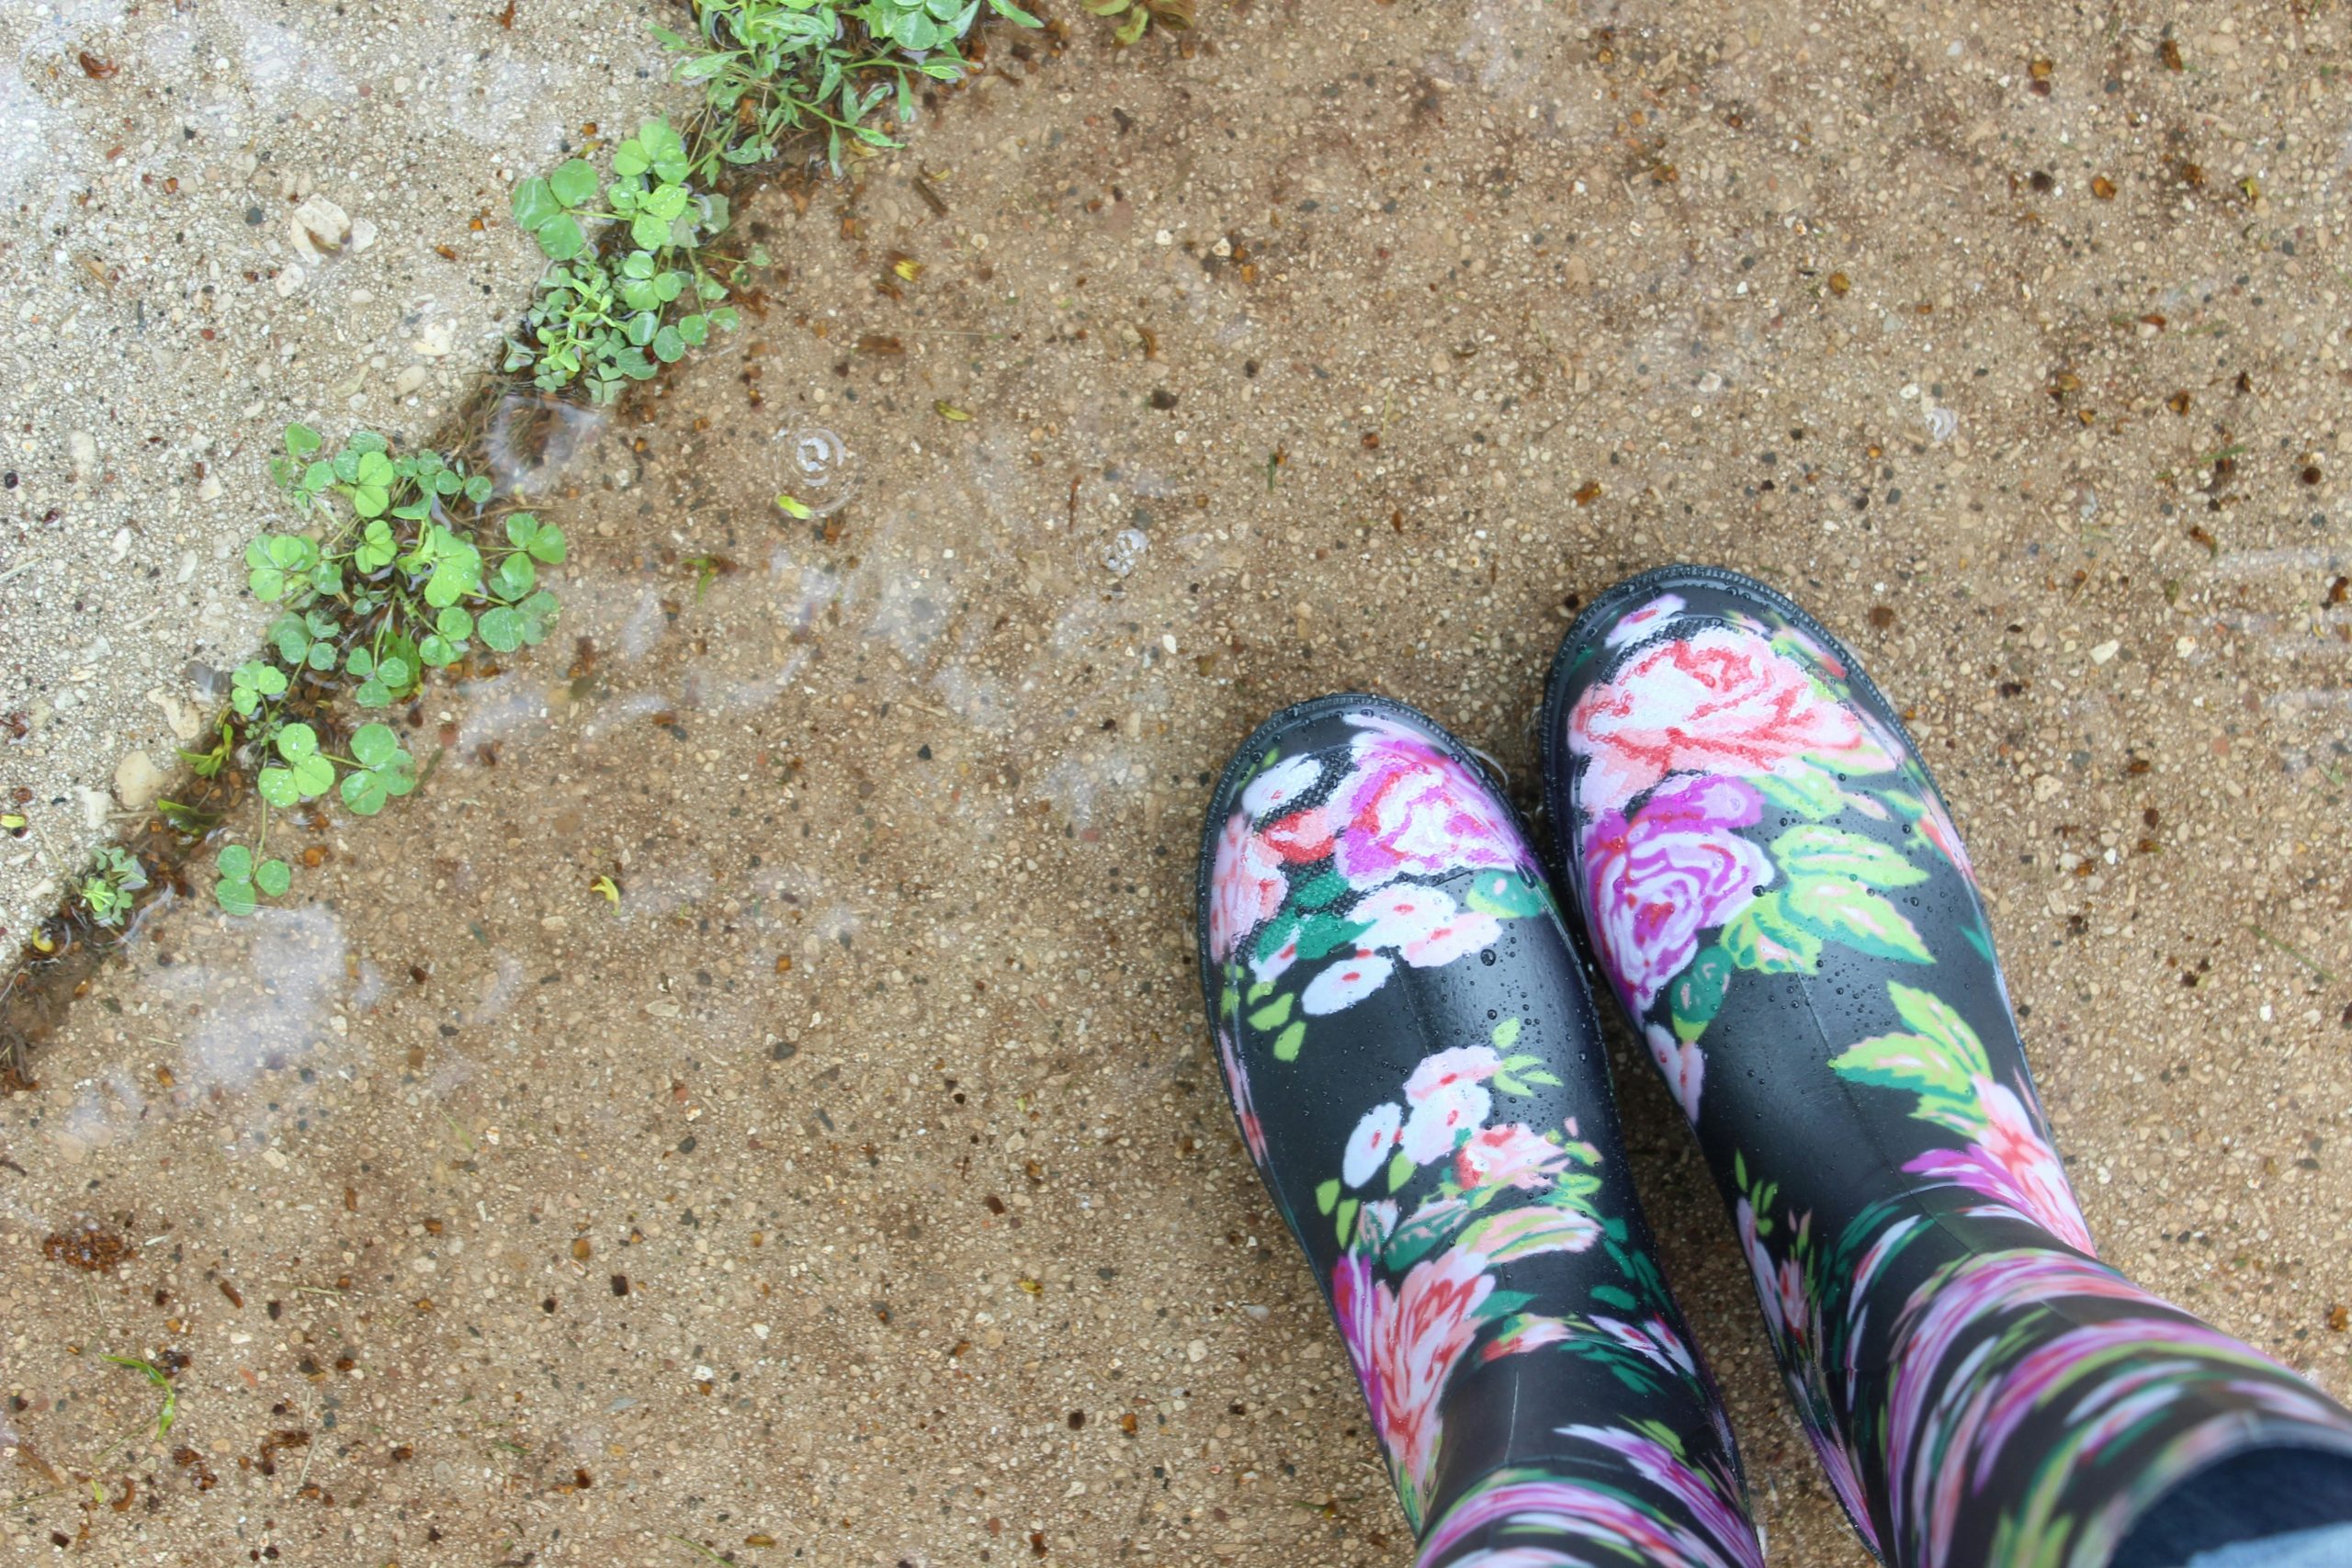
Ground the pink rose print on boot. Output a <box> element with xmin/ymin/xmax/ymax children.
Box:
<box><xmin>1569</xmin><ymin>624</ymin><xmax>1894</xmax><ymax>816</ymax></box>
<box><xmin>1331</xmin><ymin>716</ymin><xmax>1532</xmax><ymax>893</ymax></box>
<box><xmin>1581</xmin><ymin>775</ymin><xmax>1773</xmax><ymax>1011</ymax></box>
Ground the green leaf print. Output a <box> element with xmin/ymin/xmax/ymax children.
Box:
<box><xmin>1290</xmin><ymin>912</ymin><xmax>1373</xmax><ymax>963</ymax></box>
<box><xmin>1246</xmin><ymin>992</ymin><xmax>1294</xmax><ymax>1031</ymax></box>
<box><xmin>1771</xmin><ymin>825</ymin><xmax>1930</xmax><ymax>888</ymax></box>
<box><xmin>1272</xmin><ymin>1021</ymin><xmax>1306</xmax><ymax>1061</ymax></box>
<box><xmin>1590</xmin><ymin>1282</ymin><xmax>1639</xmax><ymax>1313</ymax></box>
<box><xmin>1752</xmin><ymin>761</ymin><xmax>1847</xmax><ymax>820</ymax></box>
<box><xmin>1829</xmin><ymin>1033</ymin><xmax>1973</xmax><ymax>1100</ymax></box>
<box><xmin>1491</xmin><ymin>1017</ymin><xmax>1522</xmax><ymax>1049</ymax></box>
<box><xmin>1720</xmin><ymin>890</ymin><xmax>1825</xmax><ymax>974</ymax></box>
<box><xmin>1290</xmin><ymin>871</ymin><xmax>1351</xmax><ymax>909</ymax></box>
<box><xmin>1475</xmin><ymin>1289</ymin><xmax>1537</xmax><ymax>1321</ymax></box>
<box><xmin>1385</xmin><ymin>1150</ymin><xmax>1417</xmax><ymax>1192</ymax></box>
<box><xmin>1461</xmin><ymin>869</ymin><xmax>1551</xmax><ymax>920</ymax></box>
<box><xmin>1460</xmin><ymin>1204</ymin><xmax>1598</xmax><ymax>1264</ymax></box>
<box><xmin>1335</xmin><ymin>1198</ymin><xmax>1360</xmax><ymax>1247</ymax></box>
<box><xmin>1385</xmin><ymin>1198</ymin><xmax>1472</xmax><ymax>1269</ymax></box>
<box><xmin>1826</xmin><ymin>983</ymin><xmax>1996</xmax><ymax>1136</ymax></box>
<box><xmin>1668</xmin><ymin>945</ymin><xmax>1734</xmax><ymax>1042</ymax></box>
<box><xmin>1887</xmin><ymin>982</ymin><xmax>1992</xmax><ymax>1076</ymax></box>
<box><xmin>1785</xmin><ymin>874</ymin><xmax>1932</xmax><ymax>964</ymax></box>
<box><xmin>1315</xmin><ymin>1179</ymin><xmax>1340</xmax><ymax>1215</ymax></box>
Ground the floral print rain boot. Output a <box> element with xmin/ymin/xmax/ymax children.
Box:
<box><xmin>1542</xmin><ymin>566</ymin><xmax>2352</xmax><ymax>1568</ymax></box>
<box><xmin>1198</xmin><ymin>695</ymin><xmax>1765</xmax><ymax>1568</ymax></box>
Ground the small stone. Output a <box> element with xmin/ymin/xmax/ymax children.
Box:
<box><xmin>68</xmin><ymin>429</ymin><xmax>97</xmax><ymax>481</ymax></box>
<box><xmin>393</xmin><ymin>365</ymin><xmax>427</xmax><ymax>397</ymax></box>
<box><xmin>2089</xmin><ymin>639</ymin><xmax>2120</xmax><ymax>665</ymax></box>
<box><xmin>289</xmin><ymin>195</ymin><xmax>351</xmax><ymax>259</ymax></box>
<box><xmin>274</xmin><ymin>265</ymin><xmax>308</xmax><ymax>298</ymax></box>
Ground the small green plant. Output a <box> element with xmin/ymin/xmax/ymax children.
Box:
<box><xmin>1080</xmin><ymin>0</ymin><xmax>1191</xmax><ymax>45</ymax></box>
<box><xmin>661</xmin><ymin>0</ymin><xmax>1038</xmax><ymax>176</ymax></box>
<box><xmin>77</xmin><ymin>847</ymin><xmax>148</xmax><ymax>930</ymax></box>
<box><xmin>101</xmin><ymin>1354</ymin><xmax>179</xmax><ymax>1439</ymax></box>
<box><xmin>212</xmin><ymin>844</ymin><xmax>291</xmax><ymax>918</ymax></box>
<box><xmin>503</xmin><ymin>119</ymin><xmax>749</xmax><ymax>404</ymax></box>
<box><xmin>206</xmin><ymin>423</ymin><xmax>568</xmax><ymax>916</ymax></box>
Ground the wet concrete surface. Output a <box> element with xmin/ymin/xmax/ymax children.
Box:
<box><xmin>0</xmin><ymin>0</ymin><xmax>688</xmax><ymax>942</ymax></box>
<box><xmin>6</xmin><ymin>1</ymin><xmax>2352</xmax><ymax>1563</ymax></box>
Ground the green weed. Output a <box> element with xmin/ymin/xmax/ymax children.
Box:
<box><xmin>661</xmin><ymin>0</ymin><xmax>1041</xmax><ymax>176</ymax></box>
<box><xmin>76</xmin><ymin>847</ymin><xmax>147</xmax><ymax>930</ymax></box>
<box><xmin>209</xmin><ymin>423</ymin><xmax>568</xmax><ymax>915</ymax></box>
<box><xmin>503</xmin><ymin>119</ymin><xmax>752</xmax><ymax>403</ymax></box>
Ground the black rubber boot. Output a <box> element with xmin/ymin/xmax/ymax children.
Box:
<box><xmin>1198</xmin><ymin>694</ymin><xmax>1764</xmax><ymax>1566</ymax></box>
<box><xmin>1541</xmin><ymin>567</ymin><xmax>2352</xmax><ymax>1568</ymax></box>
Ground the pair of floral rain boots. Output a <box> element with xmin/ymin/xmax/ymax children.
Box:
<box><xmin>1198</xmin><ymin>567</ymin><xmax>2352</xmax><ymax>1568</ymax></box>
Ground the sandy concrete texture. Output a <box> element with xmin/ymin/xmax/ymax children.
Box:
<box><xmin>0</xmin><ymin>0</ymin><xmax>691</xmax><ymax>943</ymax></box>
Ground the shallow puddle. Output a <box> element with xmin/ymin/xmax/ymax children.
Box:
<box><xmin>8</xmin><ymin>4</ymin><xmax>2352</xmax><ymax>1564</ymax></box>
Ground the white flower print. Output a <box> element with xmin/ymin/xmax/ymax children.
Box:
<box><xmin>1405</xmin><ymin>1045</ymin><xmax>1503</xmax><ymax>1103</ymax></box>
<box><xmin>1304</xmin><ymin>952</ymin><xmax>1396</xmax><ymax>1015</ymax></box>
<box><xmin>1352</xmin><ymin>886</ymin><xmax>1460</xmax><ymax>951</ymax></box>
<box><xmin>1240</xmin><ymin>754</ymin><xmax>1322</xmax><ymax>820</ymax></box>
<box><xmin>1402</xmin><ymin>1078</ymin><xmax>1492</xmax><ymax>1164</ymax></box>
<box><xmin>1345</xmin><ymin>1103</ymin><xmax>1405</xmax><ymax>1188</ymax></box>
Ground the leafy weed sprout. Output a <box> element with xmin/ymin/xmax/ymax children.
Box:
<box><xmin>503</xmin><ymin>119</ymin><xmax>754</xmax><ymax>404</ymax></box>
<box><xmin>76</xmin><ymin>847</ymin><xmax>148</xmax><ymax>930</ymax></box>
<box><xmin>661</xmin><ymin>0</ymin><xmax>1041</xmax><ymax>177</ymax></box>
<box><xmin>195</xmin><ymin>423</ymin><xmax>568</xmax><ymax>915</ymax></box>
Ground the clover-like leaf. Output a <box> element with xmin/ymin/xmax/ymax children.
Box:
<box><xmin>537</xmin><ymin>214</ymin><xmax>586</xmax><ymax>262</ymax></box>
<box><xmin>276</xmin><ymin>723</ymin><xmax>319</xmax><ymax>761</ymax></box>
<box><xmin>341</xmin><ymin>769</ymin><xmax>390</xmax><ymax>816</ymax></box>
<box><xmin>217</xmin><ymin>844</ymin><xmax>254</xmax><ymax>882</ymax></box>
<box><xmin>213</xmin><ymin>875</ymin><xmax>257</xmax><ymax>917</ymax></box>
<box><xmin>350</xmin><ymin>722</ymin><xmax>401</xmax><ymax>770</ymax></box>
<box><xmin>511</xmin><ymin>175</ymin><xmax>560</xmax><ymax>231</ymax></box>
<box><xmin>284</xmin><ymin>423</ymin><xmax>323</xmax><ymax>457</ymax></box>
<box><xmin>256</xmin><ymin>767</ymin><xmax>300</xmax><ymax>808</ymax></box>
<box><xmin>294</xmin><ymin>754</ymin><xmax>335</xmax><ymax>797</ymax></box>
<box><xmin>436</xmin><ymin>604</ymin><xmax>474</xmax><ymax>642</ymax></box>
<box><xmin>478</xmin><ymin>606</ymin><xmax>525</xmax><ymax>653</ymax></box>
<box><xmin>254</xmin><ymin>859</ymin><xmax>292</xmax><ymax>898</ymax></box>
<box><xmin>548</xmin><ymin>158</ymin><xmax>599</xmax><ymax>209</ymax></box>
<box><xmin>424</xmin><ymin>543</ymin><xmax>483</xmax><ymax>608</ymax></box>
<box><xmin>492</xmin><ymin>554</ymin><xmax>537</xmax><ymax>601</ymax></box>
<box><xmin>629</xmin><ymin>211</ymin><xmax>673</xmax><ymax>251</ymax></box>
